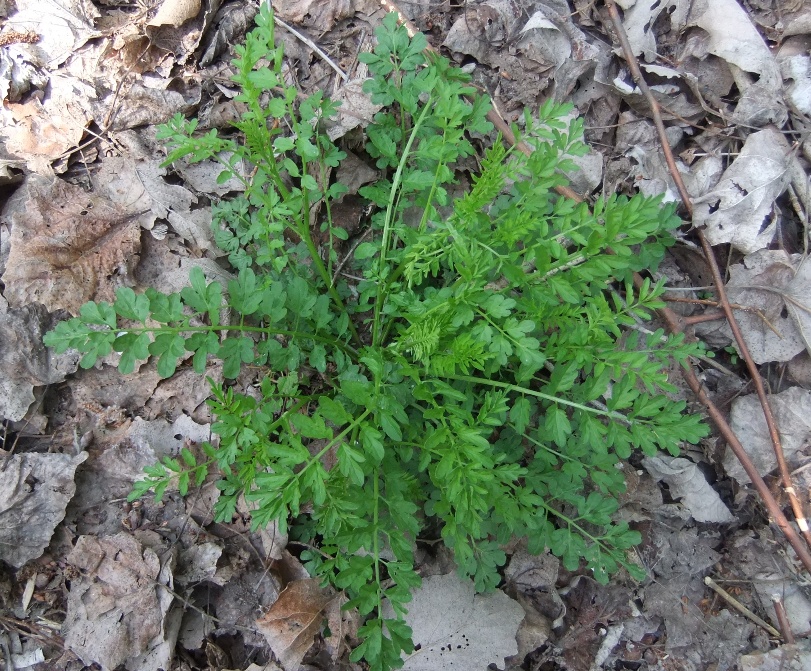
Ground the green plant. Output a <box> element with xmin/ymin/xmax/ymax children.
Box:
<box><xmin>45</xmin><ymin>7</ymin><xmax>707</xmax><ymax>669</ymax></box>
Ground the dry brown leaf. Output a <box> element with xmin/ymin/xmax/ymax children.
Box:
<box><xmin>0</xmin><ymin>74</ymin><xmax>93</xmax><ymax>174</ymax></box>
<box><xmin>256</xmin><ymin>578</ymin><xmax>332</xmax><ymax>671</ymax></box>
<box><xmin>3</xmin><ymin>176</ymin><xmax>142</xmax><ymax>314</ymax></box>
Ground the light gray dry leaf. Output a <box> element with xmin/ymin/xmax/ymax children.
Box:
<box><xmin>63</xmin><ymin>533</ymin><xmax>172</xmax><ymax>671</ymax></box>
<box><xmin>0</xmin><ymin>301</ymin><xmax>79</xmax><ymax>421</ymax></box>
<box><xmin>739</xmin><ymin>643</ymin><xmax>811</xmax><ymax>671</ymax></box>
<box><xmin>685</xmin><ymin>0</ymin><xmax>786</xmax><ymax>127</ymax></box>
<box><xmin>270</xmin><ymin>0</ymin><xmax>352</xmax><ymax>33</ymax></box>
<box><xmin>642</xmin><ymin>455</ymin><xmax>734</xmax><ymax>524</ymax></box>
<box><xmin>93</xmin><ymin>156</ymin><xmax>215</xmax><ymax>251</ymax></box>
<box><xmin>3</xmin><ymin>175</ymin><xmax>142</xmax><ymax>313</ymax></box>
<box><xmin>327</xmin><ymin>75</ymin><xmax>382</xmax><ymax>141</ymax></box>
<box><xmin>0</xmin><ymin>450</ymin><xmax>87</xmax><ymax>568</ymax></box>
<box><xmin>724</xmin><ymin>387</ymin><xmax>811</xmax><ymax>485</ymax></box>
<box><xmin>6</xmin><ymin>0</ymin><xmax>100</xmax><ymax>68</ymax></box>
<box><xmin>391</xmin><ymin>572</ymin><xmax>524</xmax><ymax>671</ymax></box>
<box><xmin>693</xmin><ymin>128</ymin><xmax>791</xmax><ymax>253</ymax></box>
<box><xmin>147</xmin><ymin>0</ymin><xmax>202</xmax><ymax>28</ymax></box>
<box><xmin>618</xmin><ymin>0</ymin><xmax>683</xmax><ymax>62</ymax></box>
<box><xmin>723</xmin><ymin>250</ymin><xmax>810</xmax><ymax>364</ymax></box>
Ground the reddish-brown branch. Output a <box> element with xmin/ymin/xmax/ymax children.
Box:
<box><xmin>605</xmin><ymin>0</ymin><xmax>811</xmax><ymax>567</ymax></box>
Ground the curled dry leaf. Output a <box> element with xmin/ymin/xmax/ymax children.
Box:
<box><xmin>0</xmin><ymin>450</ymin><xmax>87</xmax><ymax>568</ymax></box>
<box><xmin>642</xmin><ymin>455</ymin><xmax>734</xmax><ymax>524</ymax></box>
<box><xmin>692</xmin><ymin>128</ymin><xmax>791</xmax><ymax>254</ymax></box>
<box><xmin>147</xmin><ymin>0</ymin><xmax>202</xmax><ymax>28</ymax></box>
<box><xmin>255</xmin><ymin>578</ymin><xmax>332</xmax><ymax>671</ymax></box>
<box><xmin>3</xmin><ymin>175</ymin><xmax>142</xmax><ymax>314</ymax></box>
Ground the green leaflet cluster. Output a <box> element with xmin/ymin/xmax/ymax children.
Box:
<box><xmin>44</xmin><ymin>8</ymin><xmax>707</xmax><ymax>670</ymax></box>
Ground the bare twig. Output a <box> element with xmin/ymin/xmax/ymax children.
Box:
<box><xmin>273</xmin><ymin>13</ymin><xmax>349</xmax><ymax>82</ymax></box>
<box><xmin>703</xmin><ymin>577</ymin><xmax>781</xmax><ymax>638</ymax></box>
<box><xmin>772</xmin><ymin>595</ymin><xmax>796</xmax><ymax>643</ymax></box>
<box><xmin>605</xmin><ymin>0</ymin><xmax>811</xmax><ymax>570</ymax></box>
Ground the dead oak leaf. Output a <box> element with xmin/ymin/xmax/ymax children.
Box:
<box><xmin>256</xmin><ymin>578</ymin><xmax>332</xmax><ymax>671</ymax></box>
<box><xmin>4</xmin><ymin>176</ymin><xmax>142</xmax><ymax>314</ymax></box>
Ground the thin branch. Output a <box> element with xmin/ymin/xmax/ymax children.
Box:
<box><xmin>603</xmin><ymin>0</ymin><xmax>811</xmax><ymax>570</ymax></box>
<box><xmin>273</xmin><ymin>14</ymin><xmax>348</xmax><ymax>82</ymax></box>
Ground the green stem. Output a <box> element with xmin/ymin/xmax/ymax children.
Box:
<box><xmin>117</xmin><ymin>323</ymin><xmax>358</xmax><ymax>357</ymax></box>
<box><xmin>372</xmin><ymin>100</ymin><xmax>435</xmax><ymax>347</ymax></box>
<box><xmin>443</xmin><ymin>374</ymin><xmax>628</xmax><ymax>421</ymax></box>
<box><xmin>292</xmin><ymin>191</ymin><xmax>363</xmax><ymax>347</ymax></box>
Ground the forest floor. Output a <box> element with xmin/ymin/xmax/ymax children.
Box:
<box><xmin>2</xmin><ymin>0</ymin><xmax>811</xmax><ymax>670</ymax></box>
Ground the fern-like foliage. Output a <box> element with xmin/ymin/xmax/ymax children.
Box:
<box><xmin>44</xmin><ymin>8</ymin><xmax>708</xmax><ymax>670</ymax></box>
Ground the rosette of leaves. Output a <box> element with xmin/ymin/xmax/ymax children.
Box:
<box><xmin>45</xmin><ymin>8</ymin><xmax>707</xmax><ymax>670</ymax></box>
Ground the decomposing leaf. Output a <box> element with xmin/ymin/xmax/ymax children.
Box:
<box><xmin>723</xmin><ymin>250</ymin><xmax>810</xmax><ymax>364</ymax></box>
<box><xmin>271</xmin><ymin>0</ymin><xmax>352</xmax><ymax>33</ymax></box>
<box><xmin>642</xmin><ymin>455</ymin><xmax>734</xmax><ymax>524</ymax></box>
<box><xmin>0</xmin><ymin>450</ymin><xmax>87</xmax><ymax>568</ymax></box>
<box><xmin>255</xmin><ymin>578</ymin><xmax>331</xmax><ymax>671</ymax></box>
<box><xmin>148</xmin><ymin>0</ymin><xmax>202</xmax><ymax>28</ymax></box>
<box><xmin>739</xmin><ymin>645</ymin><xmax>811</xmax><ymax>671</ymax></box>
<box><xmin>175</xmin><ymin>542</ymin><xmax>223</xmax><ymax>586</ymax></box>
<box><xmin>323</xmin><ymin>592</ymin><xmax>359</xmax><ymax>661</ymax></box>
<box><xmin>0</xmin><ymin>301</ymin><xmax>79</xmax><ymax>421</ymax></box>
<box><xmin>724</xmin><ymin>387</ymin><xmax>811</xmax><ymax>485</ymax></box>
<box><xmin>693</xmin><ymin>129</ymin><xmax>791</xmax><ymax>253</ymax></box>
<box><xmin>93</xmin><ymin>156</ymin><xmax>216</xmax><ymax>251</ymax></box>
<box><xmin>199</xmin><ymin>2</ymin><xmax>259</xmax><ymax>66</ymax></box>
<box><xmin>63</xmin><ymin>532</ymin><xmax>172</xmax><ymax>670</ymax></box>
<box><xmin>3</xmin><ymin>175</ymin><xmax>142</xmax><ymax>314</ymax></box>
<box><xmin>394</xmin><ymin>573</ymin><xmax>524</xmax><ymax>671</ymax></box>
<box><xmin>685</xmin><ymin>0</ymin><xmax>785</xmax><ymax>126</ymax></box>
<box><xmin>0</xmin><ymin>74</ymin><xmax>94</xmax><ymax>174</ymax></box>
<box><xmin>6</xmin><ymin>0</ymin><xmax>100</xmax><ymax>68</ymax></box>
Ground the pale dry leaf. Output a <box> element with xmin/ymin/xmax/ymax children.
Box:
<box><xmin>63</xmin><ymin>533</ymin><xmax>170</xmax><ymax>670</ymax></box>
<box><xmin>0</xmin><ymin>450</ymin><xmax>87</xmax><ymax>568</ymax></box>
<box><xmin>686</xmin><ymin>0</ymin><xmax>781</xmax><ymax>90</ymax></box>
<box><xmin>693</xmin><ymin>128</ymin><xmax>791</xmax><ymax>253</ymax></box>
<box><xmin>0</xmin><ymin>74</ymin><xmax>94</xmax><ymax>174</ymax></box>
<box><xmin>93</xmin><ymin>156</ymin><xmax>215</xmax><ymax>250</ymax></box>
<box><xmin>255</xmin><ymin>578</ymin><xmax>332</xmax><ymax>671</ymax></box>
<box><xmin>685</xmin><ymin>0</ymin><xmax>785</xmax><ymax>126</ymax></box>
<box><xmin>642</xmin><ymin>455</ymin><xmax>734</xmax><ymax>523</ymax></box>
<box><xmin>3</xmin><ymin>175</ymin><xmax>142</xmax><ymax>314</ymax></box>
<box><xmin>0</xmin><ymin>302</ymin><xmax>79</xmax><ymax>421</ymax></box>
<box><xmin>739</xmin><ymin>644</ymin><xmax>811</xmax><ymax>671</ymax></box>
<box><xmin>617</xmin><ymin>0</ymin><xmax>683</xmax><ymax>62</ymax></box>
<box><xmin>323</xmin><ymin>592</ymin><xmax>359</xmax><ymax>661</ymax></box>
<box><xmin>724</xmin><ymin>387</ymin><xmax>811</xmax><ymax>485</ymax></box>
<box><xmin>6</xmin><ymin>0</ymin><xmax>100</xmax><ymax>68</ymax></box>
<box><xmin>148</xmin><ymin>0</ymin><xmax>202</xmax><ymax>28</ymax></box>
<box><xmin>271</xmin><ymin>0</ymin><xmax>352</xmax><ymax>33</ymax></box>
<box><xmin>393</xmin><ymin>573</ymin><xmax>524</xmax><ymax>671</ymax></box>
<box><xmin>723</xmin><ymin>250</ymin><xmax>809</xmax><ymax>364</ymax></box>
